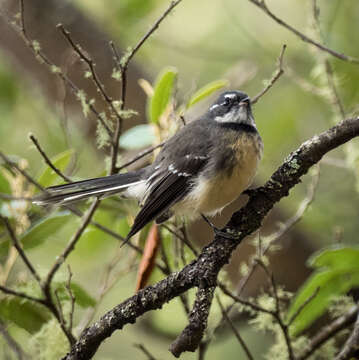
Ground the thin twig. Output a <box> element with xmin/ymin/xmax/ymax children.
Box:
<box><xmin>0</xmin><ymin>151</ymin><xmax>45</xmax><ymax>190</ymax></box>
<box><xmin>109</xmin><ymin>0</ymin><xmax>183</xmax><ymax>174</ymax></box>
<box><xmin>216</xmin><ymin>295</ymin><xmax>254</xmax><ymax>360</ymax></box>
<box><xmin>119</xmin><ymin>0</ymin><xmax>184</xmax><ymax>92</ymax></box>
<box><xmin>219</xmin><ymin>282</ymin><xmax>275</xmax><ymax>316</ymax></box>
<box><xmin>248</xmin><ymin>0</ymin><xmax>359</xmax><ymax>64</ymax></box>
<box><xmin>255</xmin><ymin>260</ymin><xmax>295</xmax><ymax>360</ymax></box>
<box><xmin>0</xmin><ymin>285</ymin><xmax>44</xmax><ymax>304</ymax></box>
<box><xmin>43</xmin><ymin>199</ymin><xmax>100</xmax><ymax>296</ymax></box>
<box><xmin>237</xmin><ymin>165</ymin><xmax>320</xmax><ymax>297</ymax></box>
<box><xmin>0</xmin><ymin>216</ymin><xmax>42</xmax><ymax>284</ymax></box>
<box><xmin>117</xmin><ymin>142</ymin><xmax>164</xmax><ymax>172</ymax></box>
<box><xmin>14</xmin><ymin>0</ymin><xmax>113</xmax><ymax>138</ymax></box>
<box><xmin>324</xmin><ymin>60</ymin><xmax>346</xmax><ymax>120</ymax></box>
<box><xmin>310</xmin><ymin>0</ymin><xmax>346</xmax><ymax>122</ymax></box>
<box><xmin>251</xmin><ymin>44</ymin><xmax>286</xmax><ymax>104</ymax></box>
<box><xmin>134</xmin><ymin>343</ymin><xmax>157</xmax><ymax>360</ymax></box>
<box><xmin>29</xmin><ymin>134</ymin><xmax>72</xmax><ymax>183</ymax></box>
<box><xmin>54</xmin><ymin>289</ymin><xmax>66</xmax><ymax>331</ymax></box>
<box><xmin>66</xmin><ymin>265</ymin><xmax>75</xmax><ymax>333</ymax></box>
<box><xmin>335</xmin><ymin>310</ymin><xmax>359</xmax><ymax>360</ymax></box>
<box><xmin>159</xmin><ymin>234</ymin><xmax>190</xmax><ymax>314</ymax></box>
<box><xmin>109</xmin><ymin>41</ymin><xmax>121</xmax><ymax>70</ymax></box>
<box><xmin>297</xmin><ymin>306</ymin><xmax>358</xmax><ymax>360</ymax></box>
<box><xmin>57</xmin><ymin>24</ymin><xmax>122</xmax><ymax>140</ymax></box>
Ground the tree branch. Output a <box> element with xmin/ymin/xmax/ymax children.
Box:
<box><xmin>62</xmin><ymin>116</ymin><xmax>359</xmax><ymax>359</ymax></box>
<box><xmin>248</xmin><ymin>0</ymin><xmax>359</xmax><ymax>64</ymax></box>
<box><xmin>251</xmin><ymin>44</ymin><xmax>286</xmax><ymax>104</ymax></box>
<box><xmin>169</xmin><ymin>286</ymin><xmax>215</xmax><ymax>357</ymax></box>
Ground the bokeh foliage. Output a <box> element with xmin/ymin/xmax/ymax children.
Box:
<box><xmin>0</xmin><ymin>0</ymin><xmax>359</xmax><ymax>359</ymax></box>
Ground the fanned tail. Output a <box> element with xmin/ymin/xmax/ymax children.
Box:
<box><xmin>33</xmin><ymin>169</ymin><xmax>147</xmax><ymax>205</ymax></box>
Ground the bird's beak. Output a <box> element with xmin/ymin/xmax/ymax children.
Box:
<box><xmin>239</xmin><ymin>97</ymin><xmax>250</xmax><ymax>107</ymax></box>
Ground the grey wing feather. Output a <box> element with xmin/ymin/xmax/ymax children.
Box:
<box><xmin>125</xmin><ymin>155</ymin><xmax>208</xmax><ymax>240</ymax></box>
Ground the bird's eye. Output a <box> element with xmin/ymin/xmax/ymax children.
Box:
<box><xmin>223</xmin><ymin>97</ymin><xmax>231</xmax><ymax>106</ymax></box>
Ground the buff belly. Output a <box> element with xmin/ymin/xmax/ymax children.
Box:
<box><xmin>174</xmin><ymin>133</ymin><xmax>262</xmax><ymax>217</ymax></box>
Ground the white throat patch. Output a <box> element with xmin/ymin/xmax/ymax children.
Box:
<box><xmin>214</xmin><ymin>106</ymin><xmax>250</xmax><ymax>124</ymax></box>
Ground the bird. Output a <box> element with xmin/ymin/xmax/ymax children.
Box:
<box><xmin>34</xmin><ymin>90</ymin><xmax>263</xmax><ymax>243</ymax></box>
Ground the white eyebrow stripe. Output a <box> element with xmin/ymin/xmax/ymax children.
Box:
<box><xmin>224</xmin><ymin>93</ymin><xmax>237</xmax><ymax>99</ymax></box>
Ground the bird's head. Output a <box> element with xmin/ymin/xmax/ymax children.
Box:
<box><xmin>209</xmin><ymin>90</ymin><xmax>255</xmax><ymax>128</ymax></box>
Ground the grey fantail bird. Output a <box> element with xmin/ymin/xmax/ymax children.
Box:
<box><xmin>34</xmin><ymin>90</ymin><xmax>263</xmax><ymax>243</ymax></box>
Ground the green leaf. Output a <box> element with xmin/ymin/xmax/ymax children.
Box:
<box><xmin>0</xmin><ymin>212</ymin><xmax>72</xmax><ymax>256</ymax></box>
<box><xmin>119</xmin><ymin>124</ymin><xmax>155</xmax><ymax>149</ymax></box>
<box><xmin>186</xmin><ymin>79</ymin><xmax>229</xmax><ymax>109</ymax></box>
<box><xmin>54</xmin><ymin>281</ymin><xmax>96</xmax><ymax>308</ymax></box>
<box><xmin>20</xmin><ymin>212</ymin><xmax>72</xmax><ymax>250</ymax></box>
<box><xmin>0</xmin><ymin>297</ymin><xmax>51</xmax><ymax>333</ymax></box>
<box><xmin>148</xmin><ymin>67</ymin><xmax>177</xmax><ymax>124</ymax></box>
<box><xmin>287</xmin><ymin>246</ymin><xmax>359</xmax><ymax>336</ymax></box>
<box><xmin>0</xmin><ymin>170</ymin><xmax>11</xmax><ymax>194</ymax></box>
<box><xmin>311</xmin><ymin>246</ymin><xmax>359</xmax><ymax>270</ymax></box>
<box><xmin>37</xmin><ymin>149</ymin><xmax>74</xmax><ymax>188</ymax></box>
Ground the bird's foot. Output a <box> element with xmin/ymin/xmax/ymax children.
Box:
<box><xmin>201</xmin><ymin>214</ymin><xmax>239</xmax><ymax>240</ymax></box>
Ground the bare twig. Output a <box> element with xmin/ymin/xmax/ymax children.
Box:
<box><xmin>14</xmin><ymin>0</ymin><xmax>113</xmax><ymax>138</ymax></box>
<box><xmin>29</xmin><ymin>134</ymin><xmax>72</xmax><ymax>183</ymax></box>
<box><xmin>0</xmin><ymin>284</ymin><xmax>44</xmax><ymax>304</ymax></box>
<box><xmin>251</xmin><ymin>44</ymin><xmax>286</xmax><ymax>104</ymax></box>
<box><xmin>297</xmin><ymin>306</ymin><xmax>358</xmax><ymax>360</ymax></box>
<box><xmin>43</xmin><ymin>199</ymin><xmax>100</xmax><ymax>297</ymax></box>
<box><xmin>54</xmin><ymin>288</ymin><xmax>66</xmax><ymax>330</ymax></box>
<box><xmin>256</xmin><ymin>260</ymin><xmax>295</xmax><ymax>360</ymax></box>
<box><xmin>66</xmin><ymin>265</ymin><xmax>75</xmax><ymax>333</ymax></box>
<box><xmin>219</xmin><ymin>282</ymin><xmax>275</xmax><ymax>316</ymax></box>
<box><xmin>238</xmin><ymin>165</ymin><xmax>320</xmax><ymax>297</ymax></box>
<box><xmin>335</xmin><ymin>310</ymin><xmax>359</xmax><ymax>360</ymax></box>
<box><xmin>117</xmin><ymin>142</ymin><xmax>164</xmax><ymax>172</ymax></box>
<box><xmin>109</xmin><ymin>0</ymin><xmax>183</xmax><ymax>174</ymax></box>
<box><xmin>0</xmin><ymin>151</ymin><xmax>45</xmax><ymax>190</ymax></box>
<box><xmin>134</xmin><ymin>343</ymin><xmax>157</xmax><ymax>360</ymax></box>
<box><xmin>216</xmin><ymin>295</ymin><xmax>254</xmax><ymax>360</ymax></box>
<box><xmin>248</xmin><ymin>0</ymin><xmax>359</xmax><ymax>64</ymax></box>
<box><xmin>159</xmin><ymin>233</ymin><xmax>191</xmax><ymax>315</ymax></box>
<box><xmin>310</xmin><ymin>0</ymin><xmax>346</xmax><ymax>122</ymax></box>
<box><xmin>0</xmin><ymin>216</ymin><xmax>41</xmax><ymax>284</ymax></box>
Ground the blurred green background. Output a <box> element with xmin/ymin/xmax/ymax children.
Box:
<box><xmin>0</xmin><ymin>0</ymin><xmax>359</xmax><ymax>359</ymax></box>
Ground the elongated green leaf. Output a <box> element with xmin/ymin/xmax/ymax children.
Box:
<box><xmin>311</xmin><ymin>246</ymin><xmax>359</xmax><ymax>270</ymax></box>
<box><xmin>149</xmin><ymin>67</ymin><xmax>177</xmax><ymax>124</ymax></box>
<box><xmin>186</xmin><ymin>79</ymin><xmax>229</xmax><ymax>109</ymax></box>
<box><xmin>287</xmin><ymin>247</ymin><xmax>359</xmax><ymax>336</ymax></box>
<box><xmin>37</xmin><ymin>149</ymin><xmax>74</xmax><ymax>188</ymax></box>
<box><xmin>0</xmin><ymin>297</ymin><xmax>51</xmax><ymax>333</ymax></box>
<box><xmin>0</xmin><ymin>212</ymin><xmax>72</xmax><ymax>256</ymax></box>
<box><xmin>54</xmin><ymin>281</ymin><xmax>96</xmax><ymax>308</ymax></box>
<box><xmin>119</xmin><ymin>124</ymin><xmax>155</xmax><ymax>149</ymax></box>
<box><xmin>20</xmin><ymin>212</ymin><xmax>72</xmax><ymax>250</ymax></box>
